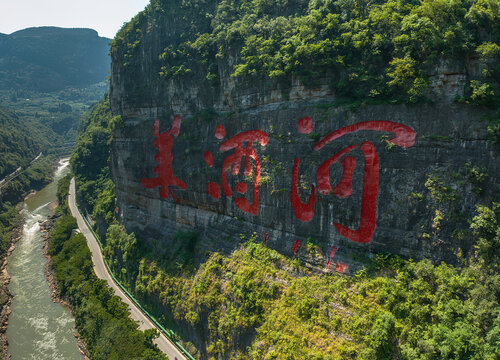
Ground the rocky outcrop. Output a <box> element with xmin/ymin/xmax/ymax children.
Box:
<box><xmin>110</xmin><ymin>88</ymin><xmax>498</xmax><ymax>271</ymax></box>
<box><xmin>109</xmin><ymin>13</ymin><xmax>498</xmax><ymax>271</ymax></box>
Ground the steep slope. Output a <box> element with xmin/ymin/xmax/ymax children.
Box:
<box><xmin>0</xmin><ymin>27</ymin><xmax>110</xmax><ymax>91</ymax></box>
<box><xmin>109</xmin><ymin>0</ymin><xmax>499</xmax><ymax>265</ymax></box>
<box><xmin>71</xmin><ymin>98</ymin><xmax>116</xmax><ymax>236</ymax></box>
<box><xmin>0</xmin><ymin>107</ymin><xmax>53</xmax><ymax>175</ymax></box>
<box><xmin>70</xmin><ymin>1</ymin><xmax>500</xmax><ymax>358</ymax></box>
<box><xmin>0</xmin><ymin>105</ymin><xmax>58</xmax><ymax>207</ymax></box>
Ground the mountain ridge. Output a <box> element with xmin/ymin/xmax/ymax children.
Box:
<box><xmin>0</xmin><ymin>26</ymin><xmax>110</xmax><ymax>91</ymax></box>
<box><xmin>9</xmin><ymin>26</ymin><xmax>100</xmax><ymax>37</ymax></box>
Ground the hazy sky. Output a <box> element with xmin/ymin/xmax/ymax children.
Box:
<box><xmin>0</xmin><ymin>0</ymin><xmax>151</xmax><ymax>39</ymax></box>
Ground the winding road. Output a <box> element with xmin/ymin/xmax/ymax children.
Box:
<box><xmin>68</xmin><ymin>178</ymin><xmax>186</xmax><ymax>360</ymax></box>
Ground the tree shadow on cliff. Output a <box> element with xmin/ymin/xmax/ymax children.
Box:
<box><xmin>136</xmin><ymin>230</ymin><xmax>200</xmax><ymax>275</ymax></box>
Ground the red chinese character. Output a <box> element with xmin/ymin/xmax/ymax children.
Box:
<box><xmin>318</xmin><ymin>141</ymin><xmax>379</xmax><ymax>244</ymax></box>
<box><xmin>291</xmin><ymin>157</ymin><xmax>316</xmax><ymax>222</ymax></box>
<box><xmin>297</xmin><ymin>116</ymin><xmax>313</xmax><ymax>134</ymax></box>
<box><xmin>205</xmin><ymin>124</ymin><xmax>269</xmax><ymax>215</ymax></box>
<box><xmin>290</xmin><ymin>117</ymin><xmax>316</xmax><ymax>221</ymax></box>
<box><xmin>314</xmin><ymin>121</ymin><xmax>416</xmax><ymax>151</ymax></box>
<box><xmin>291</xmin><ymin>119</ymin><xmax>416</xmax><ymax>243</ymax></box>
<box><xmin>141</xmin><ymin>116</ymin><xmax>187</xmax><ymax>203</ymax></box>
<box><xmin>326</xmin><ymin>246</ymin><xmax>338</xmax><ymax>270</ymax></box>
<box><xmin>334</xmin><ymin>262</ymin><xmax>347</xmax><ymax>273</ymax></box>
<box><xmin>261</xmin><ymin>231</ymin><xmax>269</xmax><ymax>244</ymax></box>
<box><xmin>292</xmin><ymin>239</ymin><xmax>301</xmax><ymax>255</ymax></box>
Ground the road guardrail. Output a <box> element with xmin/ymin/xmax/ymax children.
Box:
<box><xmin>74</xmin><ymin>200</ymin><xmax>195</xmax><ymax>360</ymax></box>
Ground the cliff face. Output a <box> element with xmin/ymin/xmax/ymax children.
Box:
<box><xmin>109</xmin><ymin>5</ymin><xmax>498</xmax><ymax>271</ymax></box>
<box><xmin>110</xmin><ymin>80</ymin><xmax>497</xmax><ymax>269</ymax></box>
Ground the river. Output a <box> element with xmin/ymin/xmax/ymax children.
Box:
<box><xmin>6</xmin><ymin>158</ymin><xmax>82</xmax><ymax>359</ymax></box>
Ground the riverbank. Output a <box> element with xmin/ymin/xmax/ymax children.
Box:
<box><xmin>0</xmin><ymin>157</ymin><xmax>63</xmax><ymax>357</ymax></box>
<box><xmin>41</xmin><ymin>214</ymin><xmax>90</xmax><ymax>360</ymax></box>
<box><xmin>0</xmin><ymin>206</ymin><xmax>24</xmax><ymax>360</ymax></box>
<box><xmin>5</xmin><ymin>157</ymin><xmax>84</xmax><ymax>359</ymax></box>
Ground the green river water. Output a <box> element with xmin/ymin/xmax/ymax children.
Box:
<box><xmin>6</xmin><ymin>158</ymin><xmax>82</xmax><ymax>359</ymax></box>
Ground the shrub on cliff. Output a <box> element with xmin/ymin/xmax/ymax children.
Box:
<box><xmin>113</xmin><ymin>215</ymin><xmax>499</xmax><ymax>359</ymax></box>
<box><xmin>71</xmin><ymin>97</ymin><xmax>116</xmax><ymax>226</ymax></box>
<box><xmin>112</xmin><ymin>0</ymin><xmax>500</xmax><ymax>103</ymax></box>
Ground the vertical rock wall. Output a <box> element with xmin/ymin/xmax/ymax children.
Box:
<box><xmin>110</xmin><ymin>80</ymin><xmax>498</xmax><ymax>270</ymax></box>
<box><xmin>108</xmin><ymin>9</ymin><xmax>498</xmax><ymax>271</ymax></box>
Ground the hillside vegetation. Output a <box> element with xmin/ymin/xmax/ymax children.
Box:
<box><xmin>112</xmin><ymin>0</ymin><xmax>499</xmax><ymax>104</ymax></box>
<box><xmin>0</xmin><ymin>107</ymin><xmax>53</xmax><ymax>176</ymax></box>
<box><xmin>0</xmin><ymin>106</ymin><xmax>56</xmax><ymax>203</ymax></box>
<box><xmin>0</xmin><ymin>82</ymin><xmax>109</xmax><ymax>141</ymax></box>
<box><xmin>70</xmin><ymin>97</ymin><xmax>116</xmax><ymax>233</ymax></box>
<box><xmin>0</xmin><ymin>27</ymin><xmax>110</xmax><ymax>92</ymax></box>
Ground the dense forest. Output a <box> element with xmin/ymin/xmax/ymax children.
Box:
<box><xmin>113</xmin><ymin>0</ymin><xmax>499</xmax><ymax>105</ymax></box>
<box><xmin>0</xmin><ymin>27</ymin><xmax>110</xmax><ymax>92</ymax></box>
<box><xmin>0</xmin><ymin>107</ymin><xmax>52</xmax><ymax>178</ymax></box>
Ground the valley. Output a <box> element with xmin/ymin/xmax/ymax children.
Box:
<box><xmin>0</xmin><ymin>1</ymin><xmax>499</xmax><ymax>359</ymax></box>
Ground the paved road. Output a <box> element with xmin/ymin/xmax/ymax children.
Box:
<box><xmin>68</xmin><ymin>178</ymin><xmax>186</xmax><ymax>360</ymax></box>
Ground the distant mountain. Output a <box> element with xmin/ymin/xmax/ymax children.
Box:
<box><xmin>0</xmin><ymin>27</ymin><xmax>110</xmax><ymax>91</ymax></box>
